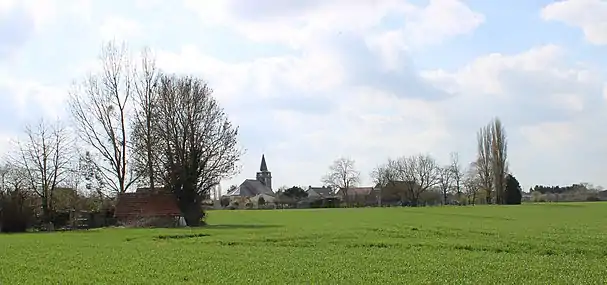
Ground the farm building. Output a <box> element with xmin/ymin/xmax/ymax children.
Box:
<box><xmin>115</xmin><ymin>188</ymin><xmax>184</xmax><ymax>227</ymax></box>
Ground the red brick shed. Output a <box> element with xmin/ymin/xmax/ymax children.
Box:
<box><xmin>115</xmin><ymin>190</ymin><xmax>182</xmax><ymax>226</ymax></box>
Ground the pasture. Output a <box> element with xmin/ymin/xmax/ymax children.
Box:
<box><xmin>1</xmin><ymin>203</ymin><xmax>606</xmax><ymax>284</ymax></box>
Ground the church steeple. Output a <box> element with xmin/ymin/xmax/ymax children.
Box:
<box><xmin>256</xmin><ymin>154</ymin><xmax>272</xmax><ymax>190</ymax></box>
<box><xmin>260</xmin><ymin>154</ymin><xmax>268</xmax><ymax>172</ymax></box>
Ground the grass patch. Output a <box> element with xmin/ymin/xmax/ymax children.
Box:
<box><xmin>1</xmin><ymin>203</ymin><xmax>607</xmax><ymax>284</ymax></box>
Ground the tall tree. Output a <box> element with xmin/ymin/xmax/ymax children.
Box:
<box><xmin>463</xmin><ymin>163</ymin><xmax>481</xmax><ymax>205</ymax></box>
<box><xmin>490</xmin><ymin>118</ymin><xmax>508</xmax><ymax>204</ymax></box>
<box><xmin>68</xmin><ymin>41</ymin><xmax>137</xmax><ymax>194</ymax></box>
<box><xmin>437</xmin><ymin>165</ymin><xmax>453</xmax><ymax>205</ymax></box>
<box><xmin>449</xmin><ymin>152</ymin><xmax>463</xmax><ymax>199</ymax></box>
<box><xmin>476</xmin><ymin>124</ymin><xmax>493</xmax><ymax>204</ymax></box>
<box><xmin>156</xmin><ymin>74</ymin><xmax>242</xmax><ymax>226</ymax></box>
<box><xmin>10</xmin><ymin>119</ymin><xmax>72</xmax><ymax>230</ymax></box>
<box><xmin>321</xmin><ymin>157</ymin><xmax>360</xmax><ymax>206</ymax></box>
<box><xmin>131</xmin><ymin>47</ymin><xmax>162</xmax><ymax>190</ymax></box>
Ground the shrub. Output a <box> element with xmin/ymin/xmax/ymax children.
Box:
<box><xmin>0</xmin><ymin>190</ymin><xmax>35</xmax><ymax>233</ymax></box>
<box><xmin>220</xmin><ymin>196</ymin><xmax>230</xmax><ymax>208</ymax></box>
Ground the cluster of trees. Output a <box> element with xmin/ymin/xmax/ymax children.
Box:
<box><xmin>529</xmin><ymin>183</ymin><xmax>604</xmax><ymax>202</ymax></box>
<box><xmin>0</xmin><ymin>41</ymin><xmax>242</xmax><ymax>230</ymax></box>
<box><xmin>320</xmin><ymin>118</ymin><xmax>522</xmax><ymax>206</ymax></box>
<box><xmin>530</xmin><ymin>184</ymin><xmax>602</xmax><ymax>194</ymax></box>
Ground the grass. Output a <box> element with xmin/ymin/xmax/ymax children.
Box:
<box><xmin>1</xmin><ymin>203</ymin><xmax>607</xmax><ymax>284</ymax></box>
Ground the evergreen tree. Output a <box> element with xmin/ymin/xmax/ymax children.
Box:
<box><xmin>505</xmin><ymin>174</ymin><xmax>522</xmax><ymax>205</ymax></box>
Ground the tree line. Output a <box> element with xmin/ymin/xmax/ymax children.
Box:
<box><xmin>320</xmin><ymin>118</ymin><xmax>522</xmax><ymax>206</ymax></box>
<box><xmin>0</xmin><ymin>41</ymin><xmax>243</xmax><ymax>231</ymax></box>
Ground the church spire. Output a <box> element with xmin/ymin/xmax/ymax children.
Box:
<box><xmin>260</xmin><ymin>154</ymin><xmax>268</xmax><ymax>172</ymax></box>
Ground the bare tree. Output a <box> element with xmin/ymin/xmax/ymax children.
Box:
<box><xmin>476</xmin><ymin>124</ymin><xmax>493</xmax><ymax>204</ymax></box>
<box><xmin>437</xmin><ymin>165</ymin><xmax>453</xmax><ymax>205</ymax></box>
<box><xmin>155</xmin><ymin>74</ymin><xmax>243</xmax><ymax>226</ymax></box>
<box><xmin>131</xmin><ymin>47</ymin><xmax>162</xmax><ymax>190</ymax></box>
<box><xmin>490</xmin><ymin>118</ymin><xmax>508</xmax><ymax>204</ymax></box>
<box><xmin>463</xmin><ymin>162</ymin><xmax>481</xmax><ymax>205</ymax></box>
<box><xmin>9</xmin><ymin>119</ymin><xmax>72</xmax><ymax>230</ymax></box>
<box><xmin>3</xmin><ymin>165</ymin><xmax>28</xmax><ymax>193</ymax></box>
<box><xmin>0</xmin><ymin>164</ymin><xmax>8</xmax><ymax>193</ymax></box>
<box><xmin>68</xmin><ymin>41</ymin><xmax>136</xmax><ymax>194</ymax></box>
<box><xmin>276</xmin><ymin>185</ymin><xmax>288</xmax><ymax>193</ymax></box>
<box><xmin>370</xmin><ymin>163</ymin><xmax>390</xmax><ymax>206</ymax></box>
<box><xmin>321</xmin><ymin>157</ymin><xmax>360</xmax><ymax>206</ymax></box>
<box><xmin>402</xmin><ymin>154</ymin><xmax>440</xmax><ymax>206</ymax></box>
<box><xmin>449</xmin><ymin>152</ymin><xmax>463</xmax><ymax>200</ymax></box>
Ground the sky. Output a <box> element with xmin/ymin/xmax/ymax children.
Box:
<box><xmin>1</xmin><ymin>0</ymin><xmax>607</xmax><ymax>193</ymax></box>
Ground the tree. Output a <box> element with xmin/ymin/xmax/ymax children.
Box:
<box><xmin>370</xmin><ymin>163</ymin><xmax>390</xmax><ymax>206</ymax></box>
<box><xmin>476</xmin><ymin>124</ymin><xmax>493</xmax><ymax>204</ymax></box>
<box><xmin>80</xmin><ymin>150</ymin><xmax>106</xmax><ymax>201</ymax></box>
<box><xmin>283</xmin><ymin>186</ymin><xmax>308</xmax><ymax>200</ymax></box>
<box><xmin>402</xmin><ymin>154</ymin><xmax>440</xmax><ymax>206</ymax></box>
<box><xmin>505</xmin><ymin>174</ymin><xmax>522</xmax><ymax>205</ymax></box>
<box><xmin>0</xmin><ymin>164</ymin><xmax>8</xmax><ymax>193</ymax></box>
<box><xmin>131</xmin><ymin>47</ymin><xmax>162</xmax><ymax>190</ymax></box>
<box><xmin>9</xmin><ymin>119</ymin><xmax>72</xmax><ymax>230</ymax></box>
<box><xmin>258</xmin><ymin>196</ymin><xmax>266</xmax><ymax>207</ymax></box>
<box><xmin>155</xmin><ymin>74</ymin><xmax>243</xmax><ymax>226</ymax></box>
<box><xmin>68</xmin><ymin>41</ymin><xmax>137</xmax><ymax>194</ymax></box>
<box><xmin>220</xmin><ymin>196</ymin><xmax>230</xmax><ymax>208</ymax></box>
<box><xmin>463</xmin><ymin>163</ymin><xmax>481</xmax><ymax>205</ymax></box>
<box><xmin>321</xmin><ymin>157</ymin><xmax>360</xmax><ymax>206</ymax></box>
<box><xmin>437</xmin><ymin>165</ymin><xmax>453</xmax><ymax>205</ymax></box>
<box><xmin>449</xmin><ymin>152</ymin><xmax>463</xmax><ymax>199</ymax></box>
<box><xmin>0</xmin><ymin>165</ymin><xmax>35</xmax><ymax>233</ymax></box>
<box><xmin>490</xmin><ymin>118</ymin><xmax>508</xmax><ymax>204</ymax></box>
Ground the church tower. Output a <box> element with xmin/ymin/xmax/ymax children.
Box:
<box><xmin>256</xmin><ymin>154</ymin><xmax>272</xmax><ymax>190</ymax></box>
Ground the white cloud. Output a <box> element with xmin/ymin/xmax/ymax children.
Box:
<box><xmin>99</xmin><ymin>16</ymin><xmax>143</xmax><ymax>41</ymax></box>
<box><xmin>184</xmin><ymin>0</ymin><xmax>483</xmax><ymax>51</ymax></box>
<box><xmin>519</xmin><ymin>122</ymin><xmax>578</xmax><ymax>151</ymax></box>
<box><xmin>541</xmin><ymin>0</ymin><xmax>607</xmax><ymax>45</ymax></box>
<box><xmin>1</xmin><ymin>0</ymin><xmax>606</xmax><ymax>192</ymax></box>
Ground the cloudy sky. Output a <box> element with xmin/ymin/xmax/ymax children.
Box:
<box><xmin>1</xmin><ymin>0</ymin><xmax>606</xmax><ymax>192</ymax></box>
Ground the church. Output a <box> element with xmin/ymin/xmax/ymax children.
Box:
<box><xmin>226</xmin><ymin>154</ymin><xmax>275</xmax><ymax>199</ymax></box>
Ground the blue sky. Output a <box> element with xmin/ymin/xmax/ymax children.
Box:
<box><xmin>1</xmin><ymin>0</ymin><xmax>607</xmax><ymax>193</ymax></box>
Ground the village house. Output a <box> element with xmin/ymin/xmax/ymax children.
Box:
<box><xmin>337</xmin><ymin>187</ymin><xmax>377</xmax><ymax>206</ymax></box>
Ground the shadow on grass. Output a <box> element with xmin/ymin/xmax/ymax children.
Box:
<box><xmin>204</xmin><ymin>224</ymin><xmax>283</xmax><ymax>230</ymax></box>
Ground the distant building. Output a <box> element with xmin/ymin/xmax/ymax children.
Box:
<box><xmin>226</xmin><ymin>155</ymin><xmax>275</xmax><ymax>208</ymax></box>
<box><xmin>306</xmin><ymin>186</ymin><xmax>334</xmax><ymax>199</ymax></box>
<box><xmin>115</xmin><ymin>188</ymin><xmax>182</xmax><ymax>226</ymax></box>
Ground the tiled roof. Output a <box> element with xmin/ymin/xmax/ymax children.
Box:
<box><xmin>115</xmin><ymin>191</ymin><xmax>181</xmax><ymax>219</ymax></box>
<box><xmin>227</xmin><ymin>179</ymin><xmax>274</xmax><ymax>197</ymax></box>
<box><xmin>307</xmin><ymin>187</ymin><xmax>333</xmax><ymax>198</ymax></box>
<box><xmin>338</xmin><ymin>187</ymin><xmax>375</xmax><ymax>196</ymax></box>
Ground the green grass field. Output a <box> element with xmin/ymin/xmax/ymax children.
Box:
<box><xmin>1</xmin><ymin>203</ymin><xmax>606</xmax><ymax>284</ymax></box>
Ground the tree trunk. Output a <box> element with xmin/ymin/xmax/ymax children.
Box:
<box><xmin>178</xmin><ymin>197</ymin><xmax>205</xmax><ymax>227</ymax></box>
